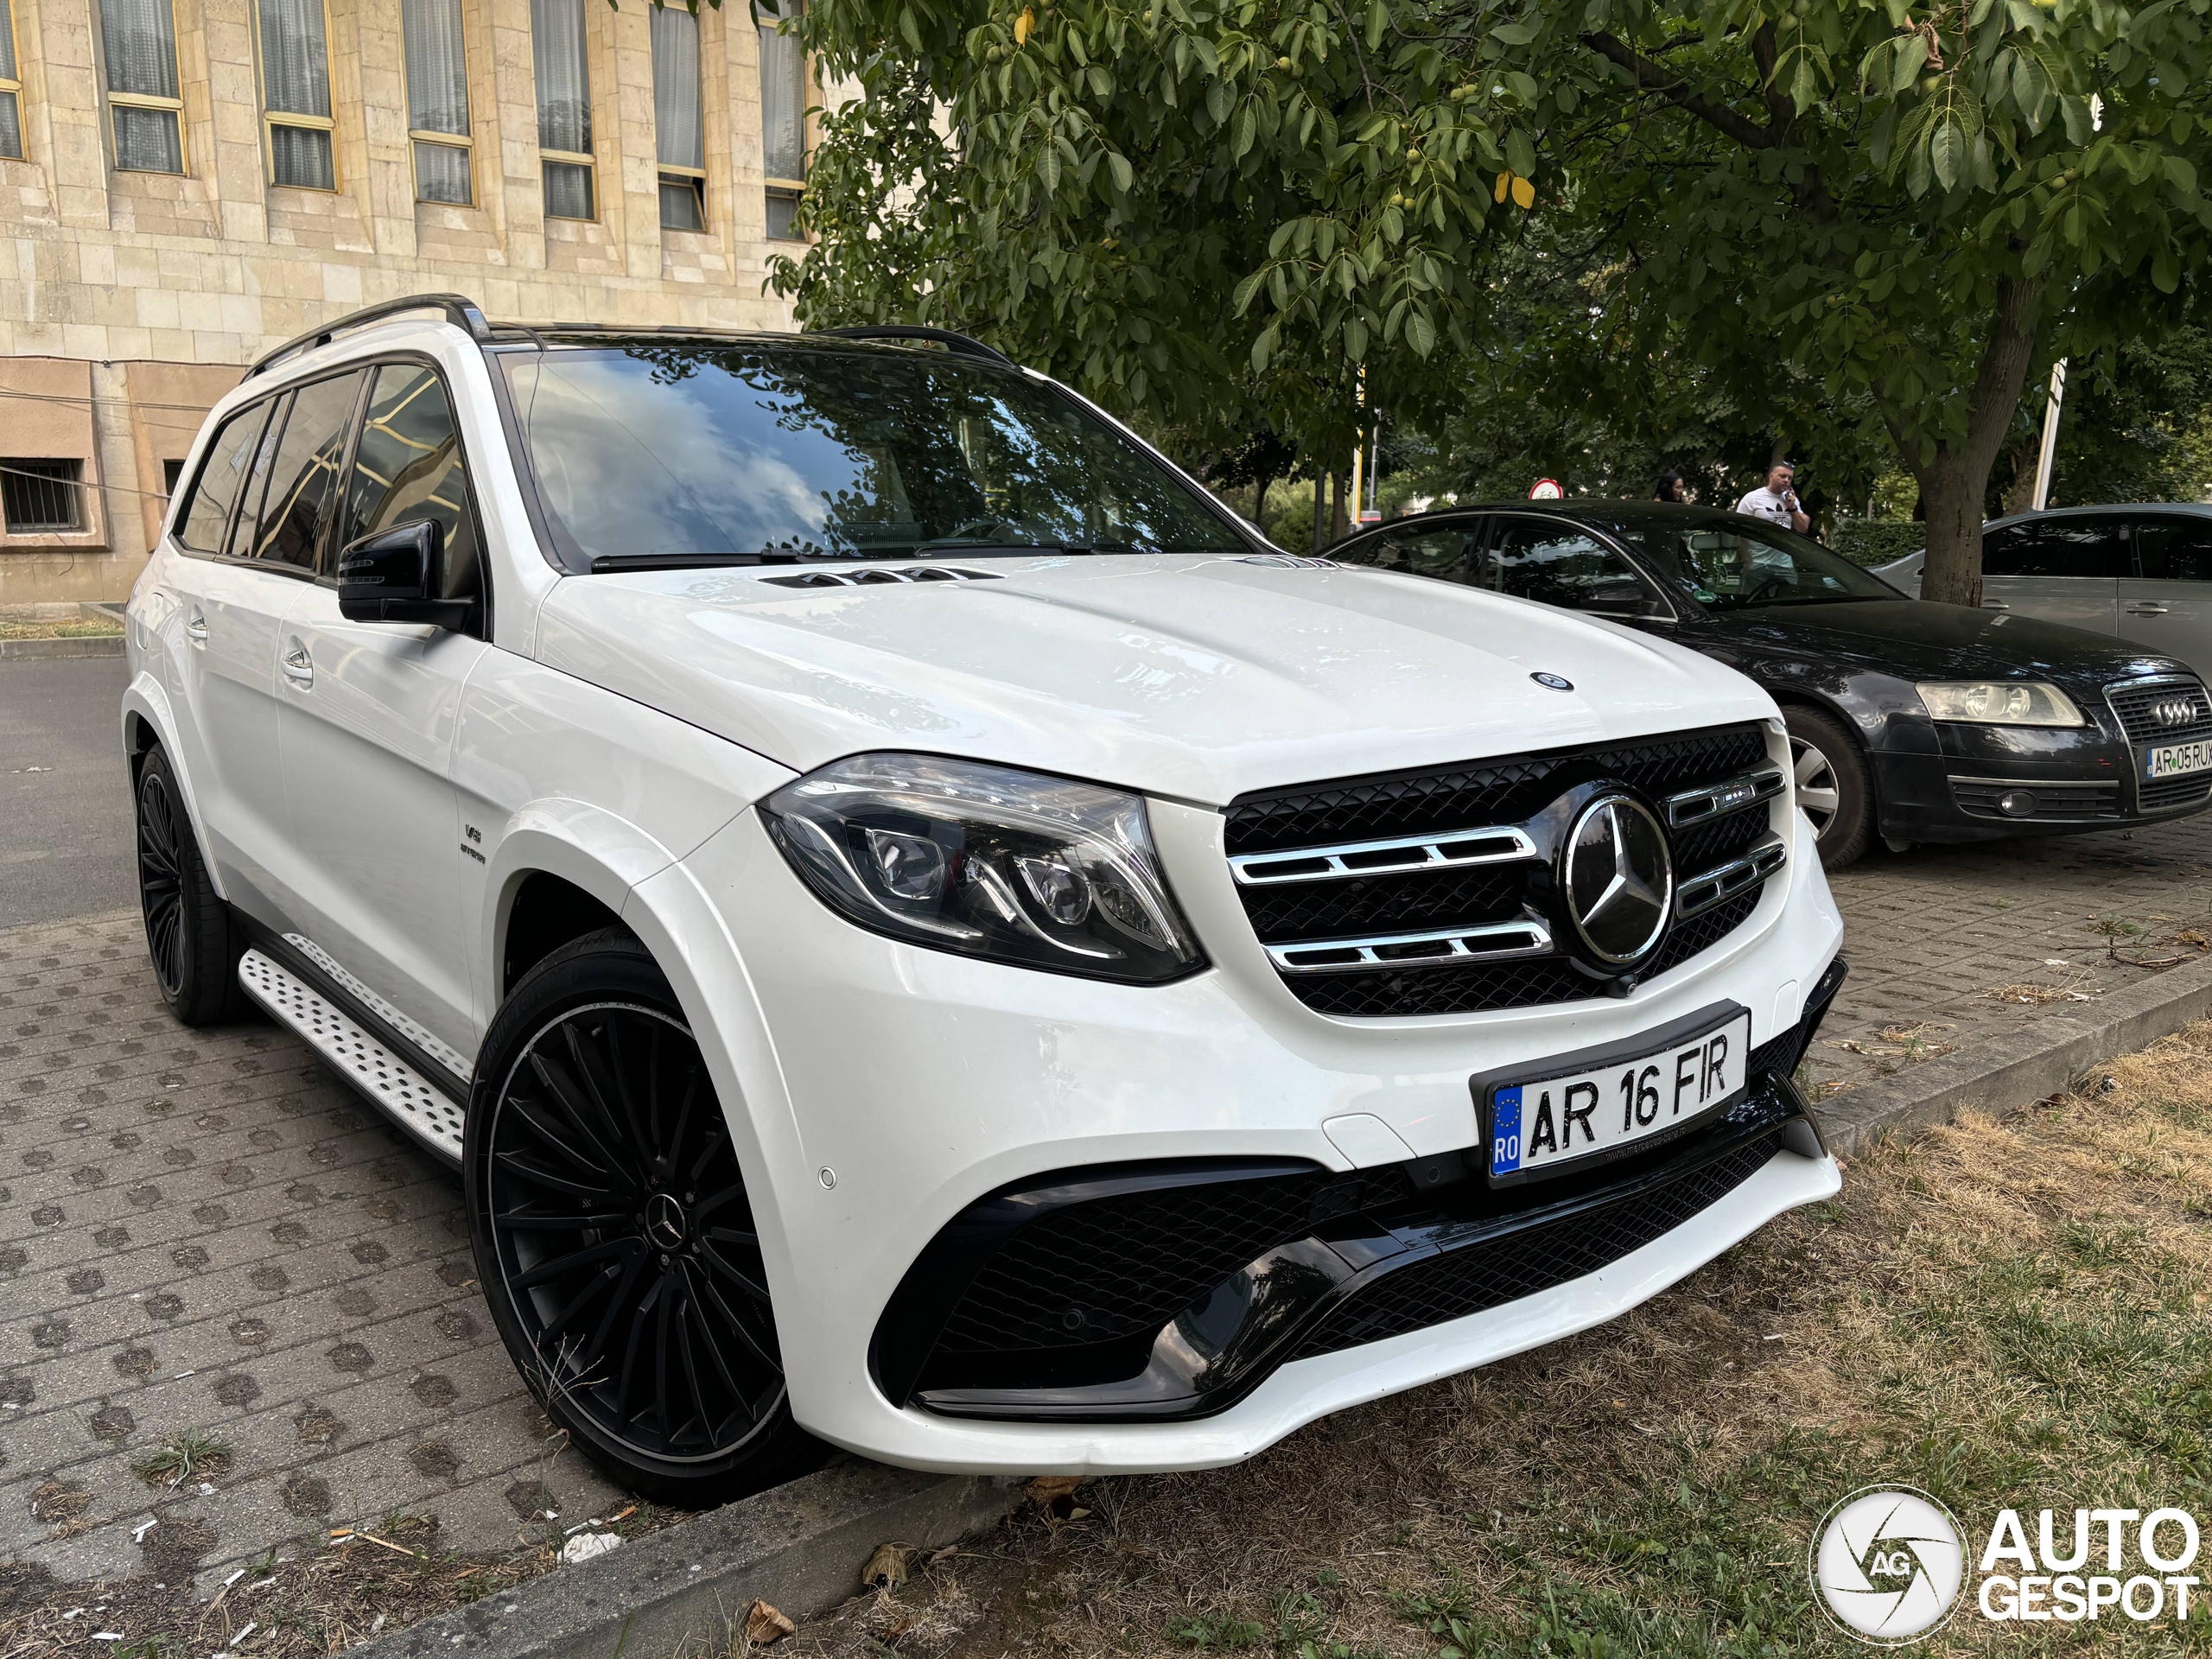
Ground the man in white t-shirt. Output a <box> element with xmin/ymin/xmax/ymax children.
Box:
<box><xmin>1735</xmin><ymin>461</ymin><xmax>1811</xmax><ymax>532</ymax></box>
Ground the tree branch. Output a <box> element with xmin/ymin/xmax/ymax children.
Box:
<box><xmin>1580</xmin><ymin>31</ymin><xmax>1774</xmax><ymax>150</ymax></box>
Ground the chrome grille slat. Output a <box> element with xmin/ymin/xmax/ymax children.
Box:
<box><xmin>1675</xmin><ymin>835</ymin><xmax>1788</xmax><ymax>921</ymax></box>
<box><xmin>1662</xmin><ymin>766</ymin><xmax>1785</xmax><ymax>829</ymax></box>
<box><xmin>1264</xmin><ymin>918</ymin><xmax>1554</xmax><ymax>975</ymax></box>
<box><xmin>1229</xmin><ymin>824</ymin><xmax>1538</xmax><ymax>887</ymax></box>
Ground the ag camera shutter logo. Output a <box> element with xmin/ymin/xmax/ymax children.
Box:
<box><xmin>1811</xmin><ymin>1485</ymin><xmax>1967</xmax><ymax>1644</ymax></box>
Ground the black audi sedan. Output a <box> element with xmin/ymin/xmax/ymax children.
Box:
<box><xmin>1327</xmin><ymin>501</ymin><xmax>2212</xmax><ymax>867</ymax></box>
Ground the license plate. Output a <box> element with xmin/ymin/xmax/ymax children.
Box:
<box><xmin>1485</xmin><ymin>1010</ymin><xmax>1752</xmax><ymax>1184</ymax></box>
<box><xmin>2144</xmin><ymin>741</ymin><xmax>2212</xmax><ymax>779</ymax></box>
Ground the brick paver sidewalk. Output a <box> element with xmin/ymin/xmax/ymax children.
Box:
<box><xmin>6</xmin><ymin>809</ymin><xmax>2212</xmax><ymax>1587</ymax></box>
<box><xmin>0</xmin><ymin>913</ymin><xmax>626</xmax><ymax>1593</ymax></box>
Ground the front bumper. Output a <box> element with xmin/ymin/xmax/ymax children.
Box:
<box><xmin>879</xmin><ymin>964</ymin><xmax>1840</xmax><ymax>1425</ymax></box>
<box><xmin>645</xmin><ymin>791</ymin><xmax>1845</xmax><ymax>1474</ymax></box>
<box><xmin>1873</xmin><ymin>696</ymin><xmax>2212</xmax><ymax>842</ymax></box>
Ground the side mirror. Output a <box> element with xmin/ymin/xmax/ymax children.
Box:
<box><xmin>337</xmin><ymin>522</ymin><xmax>472</xmax><ymax>628</ymax></box>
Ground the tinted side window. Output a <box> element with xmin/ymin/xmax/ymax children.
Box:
<box><xmin>176</xmin><ymin>403</ymin><xmax>273</xmax><ymax>554</ymax></box>
<box><xmin>341</xmin><ymin>365</ymin><xmax>483</xmax><ymax>601</ymax></box>
<box><xmin>1334</xmin><ymin>521</ymin><xmax>1478</xmax><ymax>582</ymax></box>
<box><xmin>1982</xmin><ymin>518</ymin><xmax>2130</xmax><ymax>578</ymax></box>
<box><xmin>248</xmin><ymin>371</ymin><xmax>365</xmax><ymax>570</ymax></box>
<box><xmin>2134</xmin><ymin>517</ymin><xmax>2212</xmax><ymax>582</ymax></box>
<box><xmin>1483</xmin><ymin>518</ymin><xmax>1651</xmax><ymax>613</ymax></box>
<box><xmin>225</xmin><ymin>393</ymin><xmax>293</xmax><ymax>560</ymax></box>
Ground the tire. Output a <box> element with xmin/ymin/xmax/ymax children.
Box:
<box><xmin>1783</xmin><ymin>705</ymin><xmax>1873</xmax><ymax>870</ymax></box>
<box><xmin>135</xmin><ymin>746</ymin><xmax>250</xmax><ymax>1026</ymax></box>
<box><xmin>465</xmin><ymin>928</ymin><xmax>829</xmax><ymax>1506</ymax></box>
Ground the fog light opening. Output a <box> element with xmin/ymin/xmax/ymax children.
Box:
<box><xmin>1998</xmin><ymin>790</ymin><xmax>2038</xmax><ymax>817</ymax></box>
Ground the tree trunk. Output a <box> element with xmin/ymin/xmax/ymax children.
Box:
<box><xmin>1329</xmin><ymin>471</ymin><xmax>1349</xmax><ymax>544</ymax></box>
<box><xmin>1253</xmin><ymin>470</ymin><xmax>1274</xmax><ymax>534</ymax></box>
<box><xmin>1310</xmin><ymin>476</ymin><xmax>1327</xmax><ymax>551</ymax></box>
<box><xmin>1907</xmin><ymin>274</ymin><xmax>2045</xmax><ymax>610</ymax></box>
<box><xmin>1997</xmin><ymin>436</ymin><xmax>2040</xmax><ymax>517</ymax></box>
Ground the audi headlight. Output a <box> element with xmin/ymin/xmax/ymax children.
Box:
<box><xmin>1916</xmin><ymin>681</ymin><xmax>2086</xmax><ymax>727</ymax></box>
<box><xmin>760</xmin><ymin>753</ymin><xmax>1205</xmax><ymax>982</ymax></box>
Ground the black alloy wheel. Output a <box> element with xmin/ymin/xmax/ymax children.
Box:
<box><xmin>1782</xmin><ymin>704</ymin><xmax>1873</xmax><ymax>869</ymax></box>
<box><xmin>134</xmin><ymin>745</ymin><xmax>248</xmax><ymax>1026</ymax></box>
<box><xmin>467</xmin><ymin>929</ymin><xmax>825</xmax><ymax>1504</ymax></box>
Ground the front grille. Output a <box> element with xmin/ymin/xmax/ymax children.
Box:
<box><xmin>2107</xmin><ymin>677</ymin><xmax>2212</xmax><ymax>812</ymax></box>
<box><xmin>1286</xmin><ymin>1131</ymin><xmax>1783</xmax><ymax>1359</ymax></box>
<box><xmin>1226</xmin><ymin>727</ymin><xmax>1774</xmax><ymax>1017</ymax></box>
<box><xmin>1948</xmin><ymin>779</ymin><xmax>2121</xmax><ymax>822</ymax></box>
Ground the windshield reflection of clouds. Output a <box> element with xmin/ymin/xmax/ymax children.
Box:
<box><xmin>506</xmin><ymin>345</ymin><xmax>1240</xmax><ymax>564</ymax></box>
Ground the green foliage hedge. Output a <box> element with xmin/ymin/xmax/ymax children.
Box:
<box><xmin>1828</xmin><ymin>519</ymin><xmax>1924</xmax><ymax>569</ymax></box>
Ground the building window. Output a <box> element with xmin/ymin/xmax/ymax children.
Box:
<box><xmin>256</xmin><ymin>0</ymin><xmax>335</xmax><ymax>188</ymax></box>
<box><xmin>758</xmin><ymin>0</ymin><xmax>804</xmax><ymax>238</ymax></box>
<box><xmin>532</xmin><ymin>0</ymin><xmax>593</xmax><ymax>219</ymax></box>
<box><xmin>0</xmin><ymin>0</ymin><xmax>22</xmax><ymax>161</ymax></box>
<box><xmin>2</xmin><ymin>460</ymin><xmax>86</xmax><ymax>533</ymax></box>
<box><xmin>100</xmin><ymin>0</ymin><xmax>184</xmax><ymax>174</ymax></box>
<box><xmin>652</xmin><ymin>4</ymin><xmax>703</xmax><ymax>231</ymax></box>
<box><xmin>404</xmin><ymin>0</ymin><xmax>472</xmax><ymax>204</ymax></box>
<box><xmin>162</xmin><ymin>458</ymin><xmax>186</xmax><ymax>497</ymax></box>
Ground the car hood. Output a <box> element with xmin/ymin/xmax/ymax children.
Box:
<box><xmin>532</xmin><ymin>555</ymin><xmax>1778</xmax><ymax>804</ymax></box>
<box><xmin>1707</xmin><ymin>598</ymin><xmax>2185</xmax><ymax>684</ymax></box>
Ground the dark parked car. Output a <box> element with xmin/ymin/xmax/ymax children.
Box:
<box><xmin>1328</xmin><ymin>502</ymin><xmax>2212</xmax><ymax>867</ymax></box>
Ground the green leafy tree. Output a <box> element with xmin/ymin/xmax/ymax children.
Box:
<box><xmin>774</xmin><ymin>0</ymin><xmax>2211</xmax><ymax>601</ymax></box>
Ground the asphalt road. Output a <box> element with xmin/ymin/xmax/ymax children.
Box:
<box><xmin>1</xmin><ymin>653</ymin><xmax>137</xmax><ymax>926</ymax></box>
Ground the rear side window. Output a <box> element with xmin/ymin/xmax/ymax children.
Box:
<box><xmin>247</xmin><ymin>370</ymin><xmax>365</xmax><ymax>569</ymax></box>
<box><xmin>340</xmin><ymin>364</ymin><xmax>483</xmax><ymax>601</ymax></box>
<box><xmin>1483</xmin><ymin>517</ymin><xmax>1653</xmax><ymax>614</ymax></box>
<box><xmin>1983</xmin><ymin>518</ymin><xmax>2131</xmax><ymax>578</ymax></box>
<box><xmin>2134</xmin><ymin>517</ymin><xmax>2212</xmax><ymax>582</ymax></box>
<box><xmin>176</xmin><ymin>403</ymin><xmax>273</xmax><ymax>553</ymax></box>
<box><xmin>1336</xmin><ymin>521</ymin><xmax>1478</xmax><ymax>582</ymax></box>
<box><xmin>225</xmin><ymin>394</ymin><xmax>292</xmax><ymax>559</ymax></box>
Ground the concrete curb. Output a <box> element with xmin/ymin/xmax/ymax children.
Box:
<box><xmin>353</xmin><ymin>1461</ymin><xmax>1023</xmax><ymax>1659</ymax></box>
<box><xmin>0</xmin><ymin>634</ymin><xmax>124</xmax><ymax>659</ymax></box>
<box><xmin>1817</xmin><ymin>948</ymin><xmax>2212</xmax><ymax>1157</ymax></box>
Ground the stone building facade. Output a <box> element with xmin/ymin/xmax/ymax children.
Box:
<box><xmin>0</xmin><ymin>0</ymin><xmax>813</xmax><ymax>604</ymax></box>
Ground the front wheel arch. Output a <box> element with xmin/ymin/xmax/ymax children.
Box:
<box><xmin>1768</xmin><ymin>696</ymin><xmax>1878</xmax><ymax>869</ymax></box>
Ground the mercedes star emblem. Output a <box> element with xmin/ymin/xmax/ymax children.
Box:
<box><xmin>1562</xmin><ymin>793</ymin><xmax>1674</xmax><ymax>966</ymax></box>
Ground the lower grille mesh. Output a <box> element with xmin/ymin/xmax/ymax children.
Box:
<box><xmin>1287</xmin><ymin>1131</ymin><xmax>1783</xmax><ymax>1360</ymax></box>
<box><xmin>934</xmin><ymin>1168</ymin><xmax>1412</xmax><ymax>1354</ymax></box>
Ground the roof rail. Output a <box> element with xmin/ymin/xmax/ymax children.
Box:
<box><xmin>810</xmin><ymin>324</ymin><xmax>1016</xmax><ymax>367</ymax></box>
<box><xmin>244</xmin><ymin>293</ymin><xmax>493</xmax><ymax>380</ymax></box>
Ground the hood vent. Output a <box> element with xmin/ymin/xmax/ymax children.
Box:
<box><xmin>760</xmin><ymin>566</ymin><xmax>1004</xmax><ymax>588</ymax></box>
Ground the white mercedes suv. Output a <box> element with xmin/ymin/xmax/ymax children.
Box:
<box><xmin>124</xmin><ymin>295</ymin><xmax>1847</xmax><ymax>1504</ymax></box>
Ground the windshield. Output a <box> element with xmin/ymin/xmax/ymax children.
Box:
<box><xmin>499</xmin><ymin>343</ymin><xmax>1246</xmax><ymax>565</ymax></box>
<box><xmin>1594</xmin><ymin>512</ymin><xmax>1903</xmax><ymax>609</ymax></box>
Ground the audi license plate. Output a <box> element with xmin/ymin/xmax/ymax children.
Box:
<box><xmin>2144</xmin><ymin>741</ymin><xmax>2212</xmax><ymax>780</ymax></box>
<box><xmin>1485</xmin><ymin>1010</ymin><xmax>1751</xmax><ymax>1184</ymax></box>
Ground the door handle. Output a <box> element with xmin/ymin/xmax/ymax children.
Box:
<box><xmin>185</xmin><ymin>607</ymin><xmax>208</xmax><ymax>642</ymax></box>
<box><xmin>1980</xmin><ymin>601</ymin><xmax>2010</xmax><ymax>611</ymax></box>
<box><xmin>282</xmin><ymin>642</ymin><xmax>315</xmax><ymax>687</ymax></box>
<box><xmin>2127</xmin><ymin>601</ymin><xmax>2171</xmax><ymax>617</ymax></box>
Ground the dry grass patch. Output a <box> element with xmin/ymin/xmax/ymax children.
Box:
<box><xmin>798</xmin><ymin>1026</ymin><xmax>2212</xmax><ymax>1658</ymax></box>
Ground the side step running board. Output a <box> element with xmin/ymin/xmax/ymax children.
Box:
<box><xmin>238</xmin><ymin>949</ymin><xmax>466</xmax><ymax>1167</ymax></box>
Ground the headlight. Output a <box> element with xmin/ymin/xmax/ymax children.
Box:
<box><xmin>760</xmin><ymin>753</ymin><xmax>1205</xmax><ymax>982</ymax></box>
<box><xmin>1916</xmin><ymin>681</ymin><xmax>2086</xmax><ymax>727</ymax></box>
